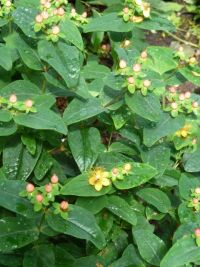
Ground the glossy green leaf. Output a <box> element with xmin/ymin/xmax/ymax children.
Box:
<box><xmin>133</xmin><ymin>228</ymin><xmax>167</xmax><ymax>266</ymax></box>
<box><xmin>0</xmin><ymin>121</ymin><xmax>17</xmax><ymax>137</ymax></box>
<box><xmin>183</xmin><ymin>149</ymin><xmax>200</xmax><ymax>172</ymax></box>
<box><xmin>106</xmin><ymin>195</ymin><xmax>137</xmax><ymax>225</ymax></box>
<box><xmin>0</xmin><ymin>45</ymin><xmax>12</xmax><ymax>71</ymax></box>
<box><xmin>0</xmin><ymin>111</ymin><xmax>12</xmax><ymax>122</ymax></box>
<box><xmin>34</xmin><ymin>151</ymin><xmax>53</xmax><ymax>180</ymax></box>
<box><xmin>46</xmin><ymin>205</ymin><xmax>106</xmax><ymax>249</ymax></box>
<box><xmin>125</xmin><ymin>92</ymin><xmax>162</xmax><ymax>122</ymax></box>
<box><xmin>179</xmin><ymin>173</ymin><xmax>199</xmax><ymax>200</ymax></box>
<box><xmin>136</xmin><ymin>188</ymin><xmax>171</xmax><ymax>213</ymax></box>
<box><xmin>0</xmin><ymin>217</ymin><xmax>39</xmax><ymax>252</ymax></box>
<box><xmin>160</xmin><ymin>236</ymin><xmax>200</xmax><ymax>267</ymax></box>
<box><xmin>113</xmin><ymin>162</ymin><xmax>157</xmax><ymax>189</ymax></box>
<box><xmin>76</xmin><ymin>196</ymin><xmax>108</xmax><ymax>214</ymax></box>
<box><xmin>68</xmin><ymin>127</ymin><xmax>104</xmax><ymax>171</ymax></box>
<box><xmin>179</xmin><ymin>67</ymin><xmax>200</xmax><ymax>86</ymax></box>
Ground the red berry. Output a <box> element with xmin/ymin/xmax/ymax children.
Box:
<box><xmin>133</xmin><ymin>63</ymin><xmax>141</xmax><ymax>72</ymax></box>
<box><xmin>26</xmin><ymin>183</ymin><xmax>35</xmax><ymax>193</ymax></box>
<box><xmin>24</xmin><ymin>99</ymin><xmax>33</xmax><ymax>108</ymax></box>
<box><xmin>9</xmin><ymin>94</ymin><xmax>17</xmax><ymax>103</ymax></box>
<box><xmin>60</xmin><ymin>201</ymin><xmax>69</xmax><ymax>211</ymax></box>
<box><xmin>195</xmin><ymin>228</ymin><xmax>200</xmax><ymax>238</ymax></box>
<box><xmin>36</xmin><ymin>194</ymin><xmax>43</xmax><ymax>203</ymax></box>
<box><xmin>51</xmin><ymin>174</ymin><xmax>59</xmax><ymax>184</ymax></box>
<box><xmin>45</xmin><ymin>183</ymin><xmax>52</xmax><ymax>193</ymax></box>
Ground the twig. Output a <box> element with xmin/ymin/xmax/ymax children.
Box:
<box><xmin>167</xmin><ymin>31</ymin><xmax>199</xmax><ymax>48</ymax></box>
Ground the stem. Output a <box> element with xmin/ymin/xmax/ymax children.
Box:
<box><xmin>41</xmin><ymin>78</ymin><xmax>47</xmax><ymax>94</ymax></box>
<box><xmin>167</xmin><ymin>31</ymin><xmax>199</xmax><ymax>48</ymax></box>
<box><xmin>104</xmin><ymin>89</ymin><xmax>126</xmax><ymax>108</ymax></box>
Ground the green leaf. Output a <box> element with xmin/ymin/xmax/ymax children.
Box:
<box><xmin>0</xmin><ymin>121</ymin><xmax>17</xmax><ymax>137</ymax></box>
<box><xmin>0</xmin><ymin>253</ymin><xmax>22</xmax><ymax>267</ymax></box>
<box><xmin>3</xmin><ymin>137</ymin><xmax>42</xmax><ymax>180</ymax></box>
<box><xmin>63</xmin><ymin>98</ymin><xmax>106</xmax><ymax>125</ymax></box>
<box><xmin>160</xmin><ymin>236</ymin><xmax>200</xmax><ymax>267</ymax></box>
<box><xmin>143</xmin><ymin>113</ymin><xmax>185</xmax><ymax>147</ymax></box>
<box><xmin>183</xmin><ymin>149</ymin><xmax>200</xmax><ymax>172</ymax></box>
<box><xmin>136</xmin><ymin>188</ymin><xmax>171</xmax><ymax>213</ymax></box>
<box><xmin>5</xmin><ymin>33</ymin><xmax>42</xmax><ymax>70</ymax></box>
<box><xmin>141</xmin><ymin>145</ymin><xmax>170</xmax><ymax>176</ymax></box>
<box><xmin>0</xmin><ymin>80</ymin><xmax>41</xmax><ymax>100</ymax></box>
<box><xmin>76</xmin><ymin>196</ymin><xmax>108</xmax><ymax>214</ymax></box>
<box><xmin>12</xmin><ymin>7</ymin><xmax>38</xmax><ymax>38</ymax></box>
<box><xmin>133</xmin><ymin>228</ymin><xmax>167</xmax><ymax>266</ymax></box>
<box><xmin>0</xmin><ymin>217</ymin><xmax>39</xmax><ymax>252</ymax></box>
<box><xmin>145</xmin><ymin>46</ymin><xmax>177</xmax><ymax>75</ymax></box>
<box><xmin>34</xmin><ymin>151</ymin><xmax>53</xmax><ymax>180</ymax></box>
<box><xmin>0</xmin><ymin>110</ymin><xmax>12</xmax><ymax>122</ymax></box>
<box><xmin>46</xmin><ymin>205</ymin><xmax>106</xmax><ymax>249</ymax></box>
<box><xmin>83</xmin><ymin>13</ymin><xmax>134</xmax><ymax>33</ymax></box>
<box><xmin>60</xmin><ymin>19</ymin><xmax>84</xmax><ymax>51</ymax></box>
<box><xmin>61</xmin><ymin>173</ymin><xmax>112</xmax><ymax>197</ymax></box>
<box><xmin>179</xmin><ymin>173</ymin><xmax>199</xmax><ymax>200</ymax></box>
<box><xmin>0</xmin><ymin>45</ymin><xmax>12</xmax><ymax>71</ymax></box>
<box><xmin>38</xmin><ymin>40</ymin><xmax>81</xmax><ymax>89</ymax></box>
<box><xmin>14</xmin><ymin>109</ymin><xmax>68</xmax><ymax>135</ymax></box>
<box><xmin>68</xmin><ymin>127</ymin><xmax>104</xmax><ymax>172</ymax></box>
<box><xmin>179</xmin><ymin>67</ymin><xmax>200</xmax><ymax>86</ymax></box>
<box><xmin>23</xmin><ymin>244</ymin><xmax>55</xmax><ymax>267</ymax></box>
<box><xmin>0</xmin><ymin>180</ymin><xmax>35</xmax><ymax>217</ymax></box>
<box><xmin>82</xmin><ymin>61</ymin><xmax>110</xmax><ymax>80</ymax></box>
<box><xmin>106</xmin><ymin>195</ymin><xmax>137</xmax><ymax>225</ymax></box>
<box><xmin>125</xmin><ymin>92</ymin><xmax>162</xmax><ymax>122</ymax></box>
<box><xmin>113</xmin><ymin>162</ymin><xmax>157</xmax><ymax>190</ymax></box>
<box><xmin>21</xmin><ymin>135</ymin><xmax>37</xmax><ymax>155</ymax></box>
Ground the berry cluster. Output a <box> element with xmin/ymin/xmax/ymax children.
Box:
<box><xmin>0</xmin><ymin>0</ymin><xmax>14</xmax><ymax>18</ymax></box>
<box><xmin>118</xmin><ymin>50</ymin><xmax>152</xmax><ymax>96</ymax></box>
<box><xmin>20</xmin><ymin>174</ymin><xmax>69</xmax><ymax>219</ymax></box>
<box><xmin>188</xmin><ymin>187</ymin><xmax>200</xmax><ymax>212</ymax></box>
<box><xmin>0</xmin><ymin>94</ymin><xmax>36</xmax><ymax>114</ymax></box>
<box><xmin>164</xmin><ymin>87</ymin><xmax>199</xmax><ymax>117</ymax></box>
<box><xmin>69</xmin><ymin>8</ymin><xmax>88</xmax><ymax>25</ymax></box>
<box><xmin>88</xmin><ymin>163</ymin><xmax>132</xmax><ymax>191</ymax></box>
<box><xmin>176</xmin><ymin>46</ymin><xmax>198</xmax><ymax>66</ymax></box>
<box><xmin>119</xmin><ymin>0</ymin><xmax>150</xmax><ymax>23</ymax></box>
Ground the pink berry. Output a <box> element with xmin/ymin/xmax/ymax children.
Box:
<box><xmin>60</xmin><ymin>201</ymin><xmax>69</xmax><ymax>211</ymax></box>
<box><xmin>195</xmin><ymin>228</ymin><xmax>200</xmax><ymax>238</ymax></box>
<box><xmin>51</xmin><ymin>174</ymin><xmax>59</xmax><ymax>184</ymax></box>
<box><xmin>133</xmin><ymin>63</ymin><xmax>141</xmax><ymax>72</ymax></box>
<box><xmin>169</xmin><ymin>86</ymin><xmax>176</xmax><ymax>93</ymax></box>
<box><xmin>171</xmin><ymin>102</ymin><xmax>178</xmax><ymax>110</ymax></box>
<box><xmin>140</xmin><ymin>50</ymin><xmax>147</xmax><ymax>59</ymax></box>
<box><xmin>41</xmin><ymin>11</ymin><xmax>49</xmax><ymax>19</ymax></box>
<box><xmin>123</xmin><ymin>7</ymin><xmax>129</xmax><ymax>14</ymax></box>
<box><xmin>112</xmin><ymin>168</ymin><xmax>119</xmax><ymax>175</ymax></box>
<box><xmin>57</xmin><ymin>7</ymin><xmax>65</xmax><ymax>16</ymax></box>
<box><xmin>143</xmin><ymin>80</ymin><xmax>151</xmax><ymax>87</ymax></box>
<box><xmin>35</xmin><ymin>14</ymin><xmax>43</xmax><ymax>23</ymax></box>
<box><xmin>193</xmin><ymin>198</ymin><xmax>199</xmax><ymax>204</ymax></box>
<box><xmin>24</xmin><ymin>99</ymin><xmax>33</xmax><ymax>108</ymax></box>
<box><xmin>36</xmin><ymin>194</ymin><xmax>43</xmax><ymax>203</ymax></box>
<box><xmin>192</xmin><ymin>101</ymin><xmax>199</xmax><ymax>108</ymax></box>
<box><xmin>45</xmin><ymin>183</ymin><xmax>52</xmax><ymax>193</ymax></box>
<box><xmin>128</xmin><ymin>77</ymin><xmax>134</xmax><ymax>84</ymax></box>
<box><xmin>9</xmin><ymin>94</ymin><xmax>17</xmax><ymax>103</ymax></box>
<box><xmin>82</xmin><ymin>12</ymin><xmax>87</xmax><ymax>18</ymax></box>
<box><xmin>52</xmin><ymin>25</ymin><xmax>60</xmax><ymax>35</ymax></box>
<box><xmin>184</xmin><ymin>91</ymin><xmax>191</xmax><ymax>99</ymax></box>
<box><xmin>26</xmin><ymin>183</ymin><xmax>35</xmax><ymax>193</ymax></box>
<box><xmin>119</xmin><ymin>60</ymin><xmax>127</xmax><ymax>69</ymax></box>
<box><xmin>195</xmin><ymin>187</ymin><xmax>200</xmax><ymax>194</ymax></box>
<box><xmin>179</xmin><ymin>94</ymin><xmax>185</xmax><ymax>101</ymax></box>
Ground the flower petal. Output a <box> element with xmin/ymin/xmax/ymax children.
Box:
<box><xmin>95</xmin><ymin>181</ymin><xmax>103</xmax><ymax>191</ymax></box>
<box><xmin>102</xmin><ymin>178</ymin><xmax>111</xmax><ymax>187</ymax></box>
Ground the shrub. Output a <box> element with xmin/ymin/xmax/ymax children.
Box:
<box><xmin>0</xmin><ymin>0</ymin><xmax>200</xmax><ymax>266</ymax></box>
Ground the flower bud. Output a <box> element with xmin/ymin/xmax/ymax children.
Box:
<box><xmin>52</xmin><ymin>25</ymin><xmax>60</xmax><ymax>35</ymax></box>
<box><xmin>119</xmin><ymin>59</ymin><xmax>127</xmax><ymax>69</ymax></box>
<box><xmin>143</xmin><ymin>80</ymin><xmax>151</xmax><ymax>88</ymax></box>
<box><xmin>36</xmin><ymin>194</ymin><xmax>43</xmax><ymax>203</ymax></box>
<box><xmin>171</xmin><ymin>102</ymin><xmax>178</xmax><ymax>110</ymax></box>
<box><xmin>26</xmin><ymin>183</ymin><xmax>35</xmax><ymax>193</ymax></box>
<box><xmin>133</xmin><ymin>63</ymin><xmax>141</xmax><ymax>72</ymax></box>
<box><xmin>51</xmin><ymin>174</ymin><xmax>59</xmax><ymax>184</ymax></box>
<box><xmin>192</xmin><ymin>101</ymin><xmax>199</xmax><ymax>108</ymax></box>
<box><xmin>60</xmin><ymin>201</ymin><xmax>69</xmax><ymax>211</ymax></box>
<box><xmin>45</xmin><ymin>183</ymin><xmax>52</xmax><ymax>193</ymax></box>
<box><xmin>195</xmin><ymin>228</ymin><xmax>200</xmax><ymax>238</ymax></box>
<box><xmin>9</xmin><ymin>94</ymin><xmax>17</xmax><ymax>103</ymax></box>
<box><xmin>184</xmin><ymin>91</ymin><xmax>191</xmax><ymax>99</ymax></box>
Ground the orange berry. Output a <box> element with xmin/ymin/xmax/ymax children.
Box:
<box><xmin>36</xmin><ymin>194</ymin><xmax>43</xmax><ymax>203</ymax></box>
<box><xmin>195</xmin><ymin>228</ymin><xmax>200</xmax><ymax>238</ymax></box>
<box><xmin>169</xmin><ymin>86</ymin><xmax>176</xmax><ymax>93</ymax></box>
<box><xmin>112</xmin><ymin>168</ymin><xmax>119</xmax><ymax>175</ymax></box>
<box><xmin>193</xmin><ymin>198</ymin><xmax>199</xmax><ymax>204</ymax></box>
<box><xmin>45</xmin><ymin>183</ymin><xmax>52</xmax><ymax>193</ymax></box>
<box><xmin>60</xmin><ymin>201</ymin><xmax>69</xmax><ymax>211</ymax></box>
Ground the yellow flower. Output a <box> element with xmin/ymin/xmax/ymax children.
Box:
<box><xmin>131</xmin><ymin>16</ymin><xmax>144</xmax><ymax>23</ymax></box>
<box><xmin>175</xmin><ymin>124</ymin><xmax>191</xmax><ymax>138</ymax></box>
<box><xmin>88</xmin><ymin>168</ymin><xmax>111</xmax><ymax>191</ymax></box>
<box><xmin>141</xmin><ymin>2</ymin><xmax>150</xmax><ymax>18</ymax></box>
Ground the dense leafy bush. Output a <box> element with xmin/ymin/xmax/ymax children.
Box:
<box><xmin>0</xmin><ymin>0</ymin><xmax>200</xmax><ymax>266</ymax></box>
